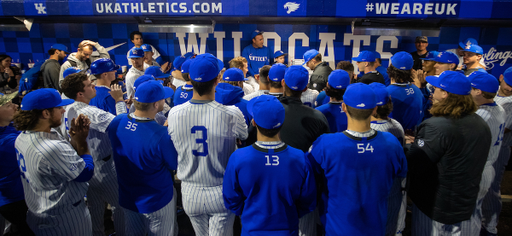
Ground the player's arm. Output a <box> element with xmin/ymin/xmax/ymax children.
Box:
<box><xmin>297</xmin><ymin>155</ymin><xmax>317</xmax><ymax>218</ymax></box>
<box><xmin>89</xmin><ymin>41</ymin><xmax>110</xmax><ymax>59</ymax></box>
<box><xmin>150</xmin><ymin>45</ymin><xmax>164</xmax><ymax>65</ymax></box>
<box><xmin>159</xmin><ymin>133</ymin><xmax>178</xmax><ymax>171</ymax></box>
<box><xmin>391</xmin><ymin>135</ymin><xmax>408</xmax><ymax>178</ymax></box>
<box><xmin>306</xmin><ymin>137</ymin><xmax>327</xmax><ymax>197</ymax></box>
<box><xmin>109</xmin><ymin>84</ymin><xmax>128</xmax><ymax>115</ymax></box>
<box><xmin>230</xmin><ymin>106</ymin><xmax>249</xmax><ymax>140</ymax></box>
<box><xmin>222</xmin><ymin>154</ymin><xmax>245</xmax><ymax>216</ymax></box>
<box><xmin>126</xmin><ymin>74</ymin><xmax>135</xmax><ymax>98</ymax></box>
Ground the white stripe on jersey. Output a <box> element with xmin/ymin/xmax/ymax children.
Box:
<box><xmin>167</xmin><ymin>100</ymin><xmax>248</xmax><ymax>187</ymax></box>
<box><xmin>125</xmin><ymin>67</ymin><xmax>145</xmax><ymax>99</ymax></box>
<box><xmin>301</xmin><ymin>88</ymin><xmax>319</xmax><ymax>108</ymax></box>
<box><xmin>476</xmin><ymin>104</ymin><xmax>506</xmax><ymax>167</ymax></box>
<box><xmin>494</xmin><ymin>94</ymin><xmax>512</xmax><ymax>146</ymax></box>
<box><xmin>15</xmin><ymin>130</ymin><xmax>88</xmax><ymax>215</ymax></box>
<box><xmin>243</xmin><ymin>90</ymin><xmax>269</xmax><ymax>101</ymax></box>
<box><xmin>370</xmin><ymin>118</ymin><xmax>405</xmax><ymax>146</ymax></box>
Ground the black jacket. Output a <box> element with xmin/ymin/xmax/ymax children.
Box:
<box><xmin>308</xmin><ymin>62</ymin><xmax>332</xmax><ymax>92</ymax></box>
<box><xmin>279</xmin><ymin>96</ymin><xmax>330</xmax><ymax>152</ymax></box>
<box><xmin>406</xmin><ymin>113</ymin><xmax>491</xmax><ymax>224</ymax></box>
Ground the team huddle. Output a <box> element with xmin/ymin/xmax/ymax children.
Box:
<box><xmin>0</xmin><ymin>32</ymin><xmax>511</xmax><ymax>236</ymax></box>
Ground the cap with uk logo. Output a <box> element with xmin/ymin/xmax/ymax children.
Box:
<box><xmin>434</xmin><ymin>51</ymin><xmax>459</xmax><ymax>64</ymax></box>
<box><xmin>128</xmin><ymin>48</ymin><xmax>144</xmax><ymax>58</ymax></box>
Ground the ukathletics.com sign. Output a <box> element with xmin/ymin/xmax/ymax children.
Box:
<box><xmin>94</xmin><ymin>1</ymin><xmax>223</xmax><ymax>14</ymax></box>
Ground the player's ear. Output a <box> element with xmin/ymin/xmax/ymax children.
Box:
<box><xmin>281</xmin><ymin>79</ymin><xmax>285</xmax><ymax>88</ymax></box>
<box><xmin>371</xmin><ymin>107</ymin><xmax>378</xmax><ymax>117</ymax></box>
<box><xmin>499</xmin><ymin>74</ymin><xmax>504</xmax><ymax>82</ymax></box>
<box><xmin>251</xmin><ymin>119</ymin><xmax>256</xmax><ymax>127</ymax></box>
<box><xmin>341</xmin><ymin>103</ymin><xmax>347</xmax><ymax>113</ymax></box>
<box><xmin>42</xmin><ymin>109</ymin><xmax>51</xmax><ymax>119</ymax></box>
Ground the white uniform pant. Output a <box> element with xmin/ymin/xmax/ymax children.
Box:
<box><xmin>88</xmin><ymin>158</ymin><xmax>125</xmax><ymax>236</ymax></box>
<box><xmin>412</xmin><ymin>204</ymin><xmax>471</xmax><ymax>236</ymax></box>
<box><xmin>298</xmin><ymin>208</ymin><xmax>319</xmax><ymax>236</ymax></box>
<box><xmin>182</xmin><ymin>184</ymin><xmax>235</xmax><ymax>236</ymax></box>
<box><xmin>482</xmin><ymin>146</ymin><xmax>510</xmax><ymax>234</ymax></box>
<box><xmin>27</xmin><ymin>200</ymin><xmax>92</xmax><ymax>236</ymax></box>
<box><xmin>386</xmin><ymin>178</ymin><xmax>407</xmax><ymax>236</ymax></box>
<box><xmin>123</xmin><ymin>187</ymin><xmax>178</xmax><ymax>236</ymax></box>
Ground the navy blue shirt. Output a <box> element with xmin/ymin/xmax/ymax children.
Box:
<box><xmin>89</xmin><ymin>86</ymin><xmax>117</xmax><ymax>115</ymax></box>
<box><xmin>0</xmin><ymin>124</ymin><xmax>24</xmax><ymax>207</ymax></box>
<box><xmin>387</xmin><ymin>83</ymin><xmax>425</xmax><ymax>130</ymax></box>
<box><xmin>316</xmin><ymin>102</ymin><xmax>348</xmax><ymax>133</ymax></box>
<box><xmin>173</xmin><ymin>84</ymin><xmax>193</xmax><ymax>106</ymax></box>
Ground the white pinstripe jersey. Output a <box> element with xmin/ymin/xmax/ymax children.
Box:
<box><xmin>15</xmin><ymin>129</ymin><xmax>88</xmax><ymax>215</ymax></box>
<box><xmin>494</xmin><ymin>94</ymin><xmax>512</xmax><ymax>146</ymax></box>
<box><xmin>370</xmin><ymin>118</ymin><xmax>405</xmax><ymax>146</ymax></box>
<box><xmin>301</xmin><ymin>88</ymin><xmax>319</xmax><ymax>108</ymax></box>
<box><xmin>62</xmin><ymin>101</ymin><xmax>117</xmax><ymax>161</ymax></box>
<box><xmin>476</xmin><ymin>103</ymin><xmax>506</xmax><ymax>167</ymax></box>
<box><xmin>167</xmin><ymin>100</ymin><xmax>248</xmax><ymax>187</ymax></box>
<box><xmin>243</xmin><ymin>90</ymin><xmax>269</xmax><ymax>101</ymax></box>
<box><xmin>125</xmin><ymin>67</ymin><xmax>145</xmax><ymax>99</ymax></box>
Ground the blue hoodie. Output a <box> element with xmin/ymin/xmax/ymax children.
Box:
<box><xmin>215</xmin><ymin>83</ymin><xmax>252</xmax><ymax>126</ymax></box>
<box><xmin>242</xmin><ymin>45</ymin><xmax>271</xmax><ymax>77</ymax></box>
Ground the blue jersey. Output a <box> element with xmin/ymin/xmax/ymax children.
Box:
<box><xmin>0</xmin><ymin>124</ymin><xmax>24</xmax><ymax>207</ymax></box>
<box><xmin>223</xmin><ymin>142</ymin><xmax>316</xmax><ymax>235</ymax></box>
<box><xmin>376</xmin><ymin>66</ymin><xmax>390</xmax><ymax>86</ymax></box>
<box><xmin>316</xmin><ymin>102</ymin><xmax>348</xmax><ymax>133</ymax></box>
<box><xmin>215</xmin><ymin>83</ymin><xmax>253</xmax><ymax>126</ymax></box>
<box><xmin>307</xmin><ymin>131</ymin><xmax>407</xmax><ymax>236</ymax></box>
<box><xmin>108</xmin><ymin>114</ymin><xmax>178</xmax><ymax>214</ymax></box>
<box><xmin>173</xmin><ymin>84</ymin><xmax>193</xmax><ymax>106</ymax></box>
<box><xmin>89</xmin><ymin>86</ymin><xmax>117</xmax><ymax>115</ymax></box>
<box><xmin>242</xmin><ymin>45</ymin><xmax>271</xmax><ymax>77</ymax></box>
<box><xmin>386</xmin><ymin>83</ymin><xmax>425</xmax><ymax>130</ymax></box>
<box><xmin>315</xmin><ymin>91</ymin><xmax>328</xmax><ymax>107</ymax></box>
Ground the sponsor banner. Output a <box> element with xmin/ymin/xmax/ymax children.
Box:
<box><xmin>0</xmin><ymin>0</ymin><xmax>509</xmax><ymax>19</ymax></box>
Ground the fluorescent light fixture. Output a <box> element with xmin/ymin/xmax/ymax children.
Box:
<box><xmin>0</xmin><ymin>17</ymin><xmax>33</xmax><ymax>31</ymax></box>
<box><xmin>138</xmin><ymin>23</ymin><xmax>214</xmax><ymax>33</ymax></box>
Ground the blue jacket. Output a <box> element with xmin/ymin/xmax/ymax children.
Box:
<box><xmin>215</xmin><ymin>83</ymin><xmax>252</xmax><ymax>126</ymax></box>
<box><xmin>242</xmin><ymin>45</ymin><xmax>271</xmax><ymax>77</ymax></box>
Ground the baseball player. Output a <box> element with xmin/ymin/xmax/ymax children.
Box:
<box><xmin>352</xmin><ymin>50</ymin><xmax>385</xmax><ymax>85</ymax></box>
<box><xmin>368</xmin><ymin>82</ymin><xmax>407</xmax><ymax>236</ymax></box>
<box><xmin>482</xmin><ymin>67</ymin><xmax>512</xmax><ymax>236</ymax></box>
<box><xmin>243</xmin><ymin>65</ymin><xmax>271</xmax><ymax>101</ymax></box>
<box><xmin>144</xmin><ymin>66</ymin><xmax>173</xmax><ymax>111</ymax></box>
<box><xmin>301</xmin><ymin>88</ymin><xmax>319</xmax><ymax>108</ymax></box>
<box><xmin>408</xmin><ymin>71</ymin><xmax>491</xmax><ymax>236</ymax></box>
<box><xmin>307</xmin><ymin>83</ymin><xmax>407</xmax><ymax>236</ymax></box>
<box><xmin>267</xmin><ymin>63</ymin><xmax>287</xmax><ymax>98</ymax></box>
<box><xmin>315</xmin><ymin>69</ymin><xmax>350</xmax><ymax>132</ymax></box>
<box><xmin>142</xmin><ymin>44</ymin><xmax>161</xmax><ymax>70</ymax></box>
<box><xmin>386</xmin><ymin>51</ymin><xmax>425</xmax><ymax>132</ymax></box>
<box><xmin>126</xmin><ymin>48</ymin><xmax>145</xmax><ymax>98</ymax></box>
<box><xmin>13</xmin><ymin>88</ymin><xmax>93</xmax><ymax>236</ymax></box>
<box><xmin>216</xmin><ymin>68</ymin><xmax>252</xmax><ymax>126</ymax></box>
<box><xmin>457</xmin><ymin>71</ymin><xmax>506</xmax><ymax>235</ymax></box>
<box><xmin>0</xmin><ymin>92</ymin><xmax>34</xmax><ymax>236</ymax></box>
<box><xmin>89</xmin><ymin>58</ymin><xmax>123</xmax><ymax>115</ymax></box>
<box><xmin>108</xmin><ymin>80</ymin><xmax>178</xmax><ymax>236</ymax></box>
<box><xmin>171</xmin><ymin>54</ymin><xmax>191</xmax><ymax>89</ymax></box>
<box><xmin>61</xmin><ymin>72</ymin><xmax>127</xmax><ymax>236</ymax></box>
<box><xmin>223</xmin><ymin>95</ymin><xmax>316</xmax><ymax>235</ymax></box>
<box><xmin>167</xmin><ymin>54</ymin><xmax>248</xmax><ymax>236</ymax></box>
<box><xmin>173</xmin><ymin>58</ymin><xmax>194</xmax><ymax>106</ymax></box>
<box><xmin>128</xmin><ymin>75</ymin><xmax>169</xmax><ymax>126</ymax></box>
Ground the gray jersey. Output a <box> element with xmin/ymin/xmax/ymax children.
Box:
<box><xmin>476</xmin><ymin>103</ymin><xmax>506</xmax><ymax>167</ymax></box>
<box><xmin>371</xmin><ymin>118</ymin><xmax>405</xmax><ymax>146</ymax></box>
<box><xmin>125</xmin><ymin>67</ymin><xmax>145</xmax><ymax>99</ymax></box>
<box><xmin>301</xmin><ymin>88</ymin><xmax>319</xmax><ymax>108</ymax></box>
<box><xmin>15</xmin><ymin>129</ymin><xmax>88</xmax><ymax>215</ymax></box>
<box><xmin>167</xmin><ymin>100</ymin><xmax>248</xmax><ymax>187</ymax></box>
<box><xmin>243</xmin><ymin>89</ymin><xmax>269</xmax><ymax>101</ymax></box>
<box><xmin>494</xmin><ymin>94</ymin><xmax>512</xmax><ymax>146</ymax></box>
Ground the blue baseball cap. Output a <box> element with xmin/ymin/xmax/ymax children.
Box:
<box><xmin>459</xmin><ymin>38</ymin><xmax>478</xmax><ymax>49</ymax></box>
<box><xmin>503</xmin><ymin>67</ymin><xmax>512</xmax><ymax>86</ymax></box>
<box><xmin>63</xmin><ymin>67</ymin><xmax>83</xmax><ymax>78</ymax></box>
<box><xmin>133</xmin><ymin>75</ymin><xmax>156</xmax><ymax>91</ymax></box>
<box><xmin>343</xmin><ymin>83</ymin><xmax>377</xmax><ymax>109</ymax></box>
<box><xmin>274</xmin><ymin>50</ymin><xmax>286</xmax><ymax>58</ymax></box>
<box><xmin>181</xmin><ymin>59</ymin><xmax>194</xmax><ymax>74</ymax></box>
<box><xmin>369</xmin><ymin>82</ymin><xmax>390</xmax><ymax>106</ymax></box>
<box><xmin>373</xmin><ymin>51</ymin><xmax>382</xmax><ymax>59</ymax></box>
<box><xmin>352</xmin><ymin>51</ymin><xmax>376</xmax><ymax>62</ymax></box>
<box><xmin>223</xmin><ymin>68</ymin><xmax>247</xmax><ymax>81</ymax></box>
<box><xmin>173</xmin><ymin>55</ymin><xmax>187</xmax><ymax>70</ymax></box>
<box><xmin>189</xmin><ymin>54</ymin><xmax>220</xmax><ymax>82</ymax></box>
<box><xmin>128</xmin><ymin>48</ymin><xmax>144</xmax><ymax>58</ymax></box>
<box><xmin>141</xmin><ymin>44</ymin><xmax>152</xmax><ymax>52</ymax></box>
<box><xmin>434</xmin><ymin>51</ymin><xmax>460</xmax><ymax>64</ymax></box>
<box><xmin>251</xmin><ymin>30</ymin><xmax>263</xmax><ymax>39</ymax></box>
<box><xmin>328</xmin><ymin>70</ymin><xmax>350</xmax><ymax>89</ymax></box>
<box><xmin>134</xmin><ymin>80</ymin><xmax>173</xmax><ymax>103</ymax></box>
<box><xmin>468</xmin><ymin>71</ymin><xmax>499</xmax><ymax>93</ymax></box>
<box><xmin>268</xmin><ymin>63</ymin><xmax>287</xmax><ymax>82</ymax></box>
<box><xmin>21</xmin><ymin>88</ymin><xmax>74</xmax><ymax>111</ymax></box>
<box><xmin>145</xmin><ymin>66</ymin><xmax>170</xmax><ymax>79</ymax></box>
<box><xmin>303</xmin><ymin>49</ymin><xmax>320</xmax><ymax>65</ymax></box>
<box><xmin>391</xmin><ymin>51</ymin><xmax>414</xmax><ymax>70</ymax></box>
<box><xmin>421</xmin><ymin>51</ymin><xmax>440</xmax><ymax>61</ymax></box>
<box><xmin>247</xmin><ymin>95</ymin><xmax>285</xmax><ymax>129</ymax></box>
<box><xmin>426</xmin><ymin>71</ymin><xmax>471</xmax><ymax>95</ymax></box>
<box><xmin>462</xmin><ymin>44</ymin><xmax>484</xmax><ymax>55</ymax></box>
<box><xmin>217</xmin><ymin>59</ymin><xmax>224</xmax><ymax>73</ymax></box>
<box><xmin>184</xmin><ymin>52</ymin><xmax>196</xmax><ymax>59</ymax></box>
<box><xmin>284</xmin><ymin>65</ymin><xmax>308</xmax><ymax>91</ymax></box>
<box><xmin>51</xmin><ymin>44</ymin><xmax>70</xmax><ymax>54</ymax></box>
<box><xmin>90</xmin><ymin>58</ymin><xmax>119</xmax><ymax>75</ymax></box>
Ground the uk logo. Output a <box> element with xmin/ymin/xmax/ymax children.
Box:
<box><xmin>284</xmin><ymin>2</ymin><xmax>300</xmax><ymax>14</ymax></box>
<box><xmin>34</xmin><ymin>3</ymin><xmax>47</xmax><ymax>15</ymax></box>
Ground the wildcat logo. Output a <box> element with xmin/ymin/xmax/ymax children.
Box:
<box><xmin>34</xmin><ymin>3</ymin><xmax>47</xmax><ymax>15</ymax></box>
<box><xmin>284</xmin><ymin>2</ymin><xmax>300</xmax><ymax>14</ymax></box>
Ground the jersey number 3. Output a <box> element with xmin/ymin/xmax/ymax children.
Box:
<box><xmin>15</xmin><ymin>149</ymin><xmax>29</xmax><ymax>183</ymax></box>
<box><xmin>191</xmin><ymin>126</ymin><xmax>209</xmax><ymax>156</ymax></box>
